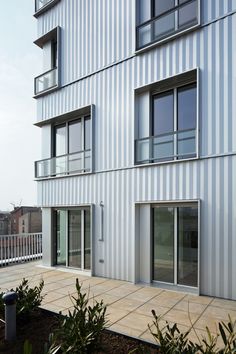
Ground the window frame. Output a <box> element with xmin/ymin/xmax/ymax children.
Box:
<box><xmin>135</xmin><ymin>0</ymin><xmax>201</xmax><ymax>52</ymax></box>
<box><xmin>34</xmin><ymin>0</ymin><xmax>61</xmax><ymax>18</ymax></box>
<box><xmin>151</xmin><ymin>200</ymin><xmax>200</xmax><ymax>292</ymax></box>
<box><xmin>134</xmin><ymin>68</ymin><xmax>200</xmax><ymax>166</ymax></box>
<box><xmin>34</xmin><ymin>26</ymin><xmax>61</xmax><ymax>97</ymax></box>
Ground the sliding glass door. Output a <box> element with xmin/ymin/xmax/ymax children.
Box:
<box><xmin>54</xmin><ymin>208</ymin><xmax>91</xmax><ymax>271</ymax></box>
<box><xmin>153</xmin><ymin>204</ymin><xmax>198</xmax><ymax>288</ymax></box>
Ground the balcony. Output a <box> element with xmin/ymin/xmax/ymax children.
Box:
<box><xmin>135</xmin><ymin>128</ymin><xmax>197</xmax><ymax>164</ymax></box>
<box><xmin>34</xmin><ymin>0</ymin><xmax>60</xmax><ymax>17</ymax></box>
<box><xmin>34</xmin><ymin>67</ymin><xmax>58</xmax><ymax>96</ymax></box>
<box><xmin>136</xmin><ymin>0</ymin><xmax>199</xmax><ymax>50</ymax></box>
<box><xmin>35</xmin><ymin>150</ymin><xmax>92</xmax><ymax>179</ymax></box>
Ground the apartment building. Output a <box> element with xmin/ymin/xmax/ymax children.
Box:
<box><xmin>34</xmin><ymin>0</ymin><xmax>236</xmax><ymax>300</ymax></box>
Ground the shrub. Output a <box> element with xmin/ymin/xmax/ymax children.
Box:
<box><xmin>149</xmin><ymin>309</ymin><xmax>236</xmax><ymax>354</ymax></box>
<box><xmin>50</xmin><ymin>278</ymin><xmax>108</xmax><ymax>354</ymax></box>
<box><xmin>0</xmin><ymin>278</ymin><xmax>44</xmax><ymax>317</ymax></box>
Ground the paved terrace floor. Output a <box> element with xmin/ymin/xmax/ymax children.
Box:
<box><xmin>1</xmin><ymin>261</ymin><xmax>236</xmax><ymax>346</ymax></box>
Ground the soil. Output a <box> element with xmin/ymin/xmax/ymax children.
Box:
<box><xmin>0</xmin><ymin>309</ymin><xmax>159</xmax><ymax>354</ymax></box>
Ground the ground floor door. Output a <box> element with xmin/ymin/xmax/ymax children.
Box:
<box><xmin>54</xmin><ymin>208</ymin><xmax>91</xmax><ymax>271</ymax></box>
<box><xmin>153</xmin><ymin>204</ymin><xmax>198</xmax><ymax>288</ymax></box>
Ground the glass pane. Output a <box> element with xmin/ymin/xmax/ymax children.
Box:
<box><xmin>178</xmin><ymin>207</ymin><xmax>198</xmax><ymax>287</ymax></box>
<box><xmin>84</xmin><ymin>210</ymin><xmax>91</xmax><ymax>270</ymax></box>
<box><xmin>178</xmin><ymin>0</ymin><xmax>198</xmax><ymax>29</ymax></box>
<box><xmin>69</xmin><ymin>120</ymin><xmax>82</xmax><ymax>153</ymax></box>
<box><xmin>68</xmin><ymin>152</ymin><xmax>83</xmax><ymax>173</ymax></box>
<box><xmin>136</xmin><ymin>139</ymin><xmax>150</xmax><ymax>163</ymax></box>
<box><xmin>35</xmin><ymin>68</ymin><xmax>57</xmax><ymax>94</ymax></box>
<box><xmin>153</xmin><ymin>91</ymin><xmax>174</xmax><ymax>135</ymax></box>
<box><xmin>155</xmin><ymin>0</ymin><xmax>175</xmax><ymax>16</ymax></box>
<box><xmin>153</xmin><ymin>207</ymin><xmax>174</xmax><ymax>283</ymax></box>
<box><xmin>177</xmin><ymin>129</ymin><xmax>196</xmax><ymax>158</ymax></box>
<box><xmin>138</xmin><ymin>24</ymin><xmax>152</xmax><ymax>47</ymax></box>
<box><xmin>153</xmin><ymin>133</ymin><xmax>174</xmax><ymax>161</ymax></box>
<box><xmin>55</xmin><ymin>125</ymin><xmax>66</xmax><ymax>156</ymax></box>
<box><xmin>178</xmin><ymin>84</ymin><xmax>196</xmax><ymax>130</ymax></box>
<box><xmin>84</xmin><ymin>150</ymin><xmax>91</xmax><ymax>171</ymax></box>
<box><xmin>84</xmin><ymin>117</ymin><xmax>91</xmax><ymax>150</ymax></box>
<box><xmin>56</xmin><ymin>210</ymin><xmax>67</xmax><ymax>266</ymax></box>
<box><xmin>55</xmin><ymin>155</ymin><xmax>67</xmax><ymax>175</ymax></box>
<box><xmin>68</xmin><ymin>210</ymin><xmax>81</xmax><ymax>268</ymax></box>
<box><xmin>154</xmin><ymin>12</ymin><xmax>175</xmax><ymax>40</ymax></box>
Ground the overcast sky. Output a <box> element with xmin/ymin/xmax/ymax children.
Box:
<box><xmin>0</xmin><ymin>1</ymin><xmax>41</xmax><ymax>211</ymax></box>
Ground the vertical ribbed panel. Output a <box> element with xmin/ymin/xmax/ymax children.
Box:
<box><xmin>35</xmin><ymin>2</ymin><xmax>236</xmax><ymax>299</ymax></box>
<box><xmin>38</xmin><ymin>15</ymin><xmax>235</xmax><ymax>169</ymax></box>
<box><xmin>38</xmin><ymin>156</ymin><xmax>236</xmax><ymax>299</ymax></box>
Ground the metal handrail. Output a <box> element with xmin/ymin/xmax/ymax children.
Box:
<box><xmin>34</xmin><ymin>66</ymin><xmax>57</xmax><ymax>81</ymax></box>
<box><xmin>36</xmin><ymin>149</ymin><xmax>91</xmax><ymax>164</ymax></box>
<box><xmin>135</xmin><ymin>128</ymin><xmax>195</xmax><ymax>142</ymax></box>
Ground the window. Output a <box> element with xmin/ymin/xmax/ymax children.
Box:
<box><xmin>135</xmin><ymin>70</ymin><xmax>198</xmax><ymax>164</ymax></box>
<box><xmin>136</xmin><ymin>0</ymin><xmax>199</xmax><ymax>50</ymax></box>
<box><xmin>54</xmin><ymin>208</ymin><xmax>91</xmax><ymax>271</ymax></box>
<box><xmin>153</xmin><ymin>203</ymin><xmax>198</xmax><ymax>288</ymax></box>
<box><xmin>34</xmin><ymin>27</ymin><xmax>61</xmax><ymax>96</ymax></box>
<box><xmin>35</xmin><ymin>105</ymin><xmax>95</xmax><ymax>179</ymax></box>
<box><xmin>53</xmin><ymin>116</ymin><xmax>91</xmax><ymax>176</ymax></box>
<box><xmin>34</xmin><ymin>0</ymin><xmax>61</xmax><ymax>17</ymax></box>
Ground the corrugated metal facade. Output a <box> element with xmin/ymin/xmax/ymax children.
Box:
<box><xmin>35</xmin><ymin>0</ymin><xmax>236</xmax><ymax>300</ymax></box>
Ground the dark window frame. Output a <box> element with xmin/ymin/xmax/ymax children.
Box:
<box><xmin>136</xmin><ymin>0</ymin><xmax>200</xmax><ymax>51</ymax></box>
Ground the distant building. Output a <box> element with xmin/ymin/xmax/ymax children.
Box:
<box><xmin>0</xmin><ymin>212</ymin><xmax>11</xmax><ymax>235</ymax></box>
<box><xmin>10</xmin><ymin>207</ymin><xmax>42</xmax><ymax>234</ymax></box>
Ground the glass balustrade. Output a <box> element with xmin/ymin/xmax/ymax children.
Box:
<box><xmin>35</xmin><ymin>150</ymin><xmax>91</xmax><ymax>178</ymax></box>
<box><xmin>35</xmin><ymin>67</ymin><xmax>57</xmax><ymax>95</ymax></box>
<box><xmin>135</xmin><ymin>129</ymin><xmax>196</xmax><ymax>164</ymax></box>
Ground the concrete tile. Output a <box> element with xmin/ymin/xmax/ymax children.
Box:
<box><xmin>125</xmin><ymin>287</ymin><xmax>163</xmax><ymax>302</ymax></box>
<box><xmin>110</xmin><ymin>298</ymin><xmax>143</xmax><ymax>312</ymax></box>
<box><xmin>93</xmin><ymin>293</ymin><xmax>120</xmax><ymax>306</ymax></box>
<box><xmin>162</xmin><ymin>309</ymin><xmax>199</xmax><ymax>327</ymax></box>
<box><xmin>211</xmin><ymin>298</ymin><xmax>236</xmax><ymax>312</ymax></box>
<box><xmin>115</xmin><ymin>312</ymin><xmax>153</xmax><ymax>332</ymax></box>
<box><xmin>106</xmin><ymin>306</ymin><xmax>130</xmax><ymax>324</ymax></box>
<box><xmin>194</xmin><ymin>316</ymin><xmax>223</xmax><ymax>334</ymax></box>
<box><xmin>203</xmin><ymin>306</ymin><xmax>236</xmax><ymax>321</ymax></box>
<box><xmin>106</xmin><ymin>286</ymin><xmax>137</xmax><ymax>297</ymax></box>
<box><xmin>50</xmin><ymin>296</ymin><xmax>74</xmax><ymax>309</ymax></box>
<box><xmin>173</xmin><ymin>300</ymin><xmax>207</xmax><ymax>315</ymax></box>
<box><xmin>139</xmin><ymin>328</ymin><xmax>157</xmax><ymax>344</ymax></box>
<box><xmin>135</xmin><ymin>302</ymin><xmax>169</xmax><ymax>318</ymax></box>
<box><xmin>40</xmin><ymin>303</ymin><xmax>66</xmax><ymax>313</ymax></box>
<box><xmin>184</xmin><ymin>294</ymin><xmax>213</xmax><ymax>305</ymax></box>
<box><xmin>109</xmin><ymin>323</ymin><xmax>143</xmax><ymax>338</ymax></box>
<box><xmin>53</xmin><ymin>285</ymin><xmax>76</xmax><ymax>295</ymax></box>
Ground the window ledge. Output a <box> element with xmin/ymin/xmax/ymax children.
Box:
<box><xmin>134</xmin><ymin>156</ymin><xmax>199</xmax><ymax>169</ymax></box>
<box><xmin>35</xmin><ymin>170</ymin><xmax>94</xmax><ymax>181</ymax></box>
<box><xmin>135</xmin><ymin>23</ymin><xmax>201</xmax><ymax>55</ymax></box>
<box><xmin>33</xmin><ymin>85</ymin><xmax>59</xmax><ymax>99</ymax></box>
<box><xmin>34</xmin><ymin>0</ymin><xmax>61</xmax><ymax>18</ymax></box>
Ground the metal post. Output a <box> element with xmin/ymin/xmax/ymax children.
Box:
<box><xmin>3</xmin><ymin>291</ymin><xmax>18</xmax><ymax>341</ymax></box>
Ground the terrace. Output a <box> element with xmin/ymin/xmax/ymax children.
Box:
<box><xmin>0</xmin><ymin>260</ymin><xmax>236</xmax><ymax>346</ymax></box>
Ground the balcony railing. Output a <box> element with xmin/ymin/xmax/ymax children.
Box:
<box><xmin>34</xmin><ymin>67</ymin><xmax>57</xmax><ymax>96</ymax></box>
<box><xmin>137</xmin><ymin>0</ymin><xmax>198</xmax><ymax>50</ymax></box>
<box><xmin>0</xmin><ymin>233</ymin><xmax>42</xmax><ymax>267</ymax></box>
<box><xmin>35</xmin><ymin>150</ymin><xmax>91</xmax><ymax>178</ymax></box>
<box><xmin>135</xmin><ymin>128</ymin><xmax>196</xmax><ymax>164</ymax></box>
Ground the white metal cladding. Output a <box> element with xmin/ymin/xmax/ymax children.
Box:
<box><xmin>35</xmin><ymin>2</ymin><xmax>236</xmax><ymax>300</ymax></box>
<box><xmin>38</xmin><ymin>13</ymin><xmax>236</xmax><ymax>167</ymax></box>
<box><xmin>38</xmin><ymin>155</ymin><xmax>236</xmax><ymax>299</ymax></box>
<box><xmin>35</xmin><ymin>0</ymin><xmax>236</xmax><ymax>88</ymax></box>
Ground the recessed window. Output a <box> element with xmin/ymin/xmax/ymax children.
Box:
<box><xmin>136</xmin><ymin>0</ymin><xmax>199</xmax><ymax>50</ymax></box>
<box><xmin>135</xmin><ymin>70</ymin><xmax>198</xmax><ymax>164</ymax></box>
<box><xmin>34</xmin><ymin>0</ymin><xmax>61</xmax><ymax>17</ymax></box>
<box><xmin>34</xmin><ymin>27</ymin><xmax>61</xmax><ymax>96</ymax></box>
<box><xmin>153</xmin><ymin>203</ymin><xmax>198</xmax><ymax>288</ymax></box>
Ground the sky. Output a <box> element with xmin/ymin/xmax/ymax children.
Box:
<box><xmin>0</xmin><ymin>1</ymin><xmax>41</xmax><ymax>211</ymax></box>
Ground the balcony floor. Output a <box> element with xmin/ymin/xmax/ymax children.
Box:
<box><xmin>1</xmin><ymin>261</ymin><xmax>236</xmax><ymax>346</ymax></box>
